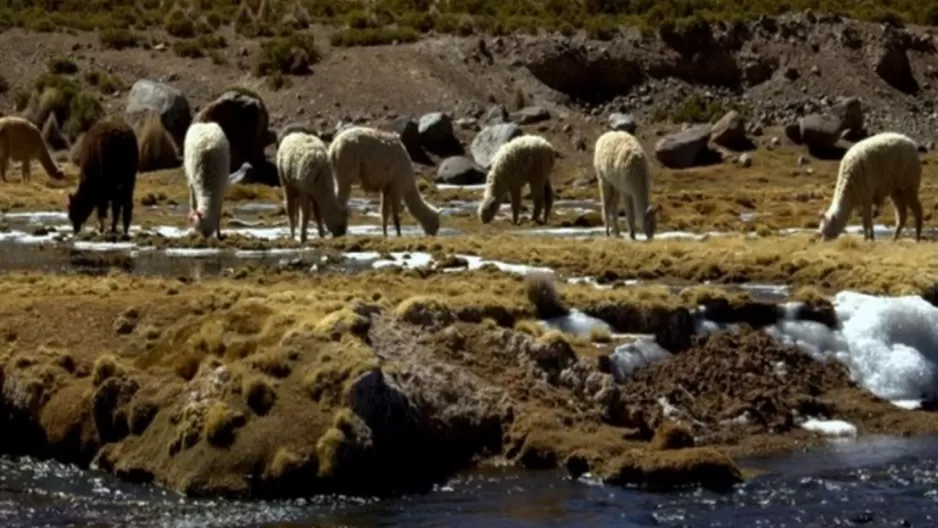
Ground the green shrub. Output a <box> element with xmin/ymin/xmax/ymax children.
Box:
<box><xmin>329</xmin><ymin>26</ymin><xmax>419</xmax><ymax>47</ymax></box>
<box><xmin>84</xmin><ymin>70</ymin><xmax>124</xmax><ymax>93</ymax></box>
<box><xmin>48</xmin><ymin>57</ymin><xmax>79</xmax><ymax>75</ymax></box>
<box><xmin>165</xmin><ymin>17</ymin><xmax>197</xmax><ymax>38</ymax></box>
<box><xmin>30</xmin><ymin>73</ymin><xmax>105</xmax><ymax>139</ymax></box>
<box><xmin>99</xmin><ymin>28</ymin><xmax>138</xmax><ymax>50</ymax></box>
<box><xmin>173</xmin><ymin>39</ymin><xmax>205</xmax><ymax>58</ymax></box>
<box><xmin>253</xmin><ymin>33</ymin><xmax>320</xmax><ymax>76</ymax></box>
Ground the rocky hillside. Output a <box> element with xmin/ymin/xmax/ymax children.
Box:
<box><xmin>1</xmin><ymin>10</ymin><xmax>937</xmax><ymax>179</ymax></box>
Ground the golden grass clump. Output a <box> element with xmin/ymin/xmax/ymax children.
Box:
<box><xmin>315</xmin><ymin>407</ymin><xmax>372</xmax><ymax>478</ymax></box>
<box><xmin>394</xmin><ymin>295</ymin><xmax>456</xmax><ymax>326</ymax></box>
<box><xmin>92</xmin><ymin>354</ymin><xmax>124</xmax><ymax>387</ymax></box>
<box><xmin>242</xmin><ymin>374</ymin><xmax>277</xmax><ymax>415</ymax></box>
<box><xmin>313</xmin><ymin>308</ymin><xmax>372</xmax><ymax>340</ymax></box>
<box><xmin>137</xmin><ymin>111</ymin><xmax>181</xmax><ymax>173</ymax></box>
<box><xmin>203</xmin><ymin>400</ymin><xmax>245</xmax><ymax>447</ymax></box>
<box><xmin>602</xmin><ymin>447</ymin><xmax>743</xmax><ymax>491</ymax></box>
<box><xmin>649</xmin><ymin>421</ymin><xmax>696</xmax><ymax>451</ymax></box>
<box><xmin>525</xmin><ymin>271</ymin><xmax>568</xmax><ymax>319</ymax></box>
<box><xmin>302</xmin><ymin>342</ymin><xmax>378</xmax><ymax>405</ymax></box>
<box><xmin>513</xmin><ymin>319</ymin><xmax>545</xmax><ymax>337</ymax></box>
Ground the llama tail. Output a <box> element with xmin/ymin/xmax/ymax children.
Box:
<box><xmin>36</xmin><ymin>141</ymin><xmax>63</xmax><ymax>180</ymax></box>
<box><xmin>401</xmin><ymin>176</ymin><xmax>440</xmax><ymax>236</ymax></box>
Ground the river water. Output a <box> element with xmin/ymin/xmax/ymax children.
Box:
<box><xmin>3</xmin><ymin>435</ymin><xmax>938</xmax><ymax>527</ymax></box>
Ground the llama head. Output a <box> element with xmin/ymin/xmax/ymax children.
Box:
<box><xmin>817</xmin><ymin>209</ymin><xmax>836</xmax><ymax>241</ymax></box>
<box><xmin>66</xmin><ymin>192</ymin><xmax>92</xmax><ymax>234</ymax></box>
<box><xmin>643</xmin><ymin>204</ymin><xmax>660</xmax><ymax>241</ymax></box>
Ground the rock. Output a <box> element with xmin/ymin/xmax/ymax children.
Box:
<box><xmin>124</xmin><ymin>79</ymin><xmax>192</xmax><ymax>151</ymax></box>
<box><xmin>799</xmin><ymin>113</ymin><xmax>842</xmax><ymax>151</ymax></box>
<box><xmin>388</xmin><ymin>116</ymin><xmax>430</xmax><ymax>164</ymax></box>
<box><xmin>869</xmin><ymin>32</ymin><xmax>919</xmax><ymax>94</ymax></box>
<box><xmin>654</xmin><ymin>125</ymin><xmax>712</xmax><ymax>169</ymax></box>
<box><xmin>470</xmin><ymin>123</ymin><xmax>523</xmax><ymax>170</ymax></box>
<box><xmin>830</xmin><ymin>96</ymin><xmax>865</xmax><ymax>140</ymax></box>
<box><xmin>418</xmin><ymin>112</ymin><xmax>462</xmax><ymax>157</ymax></box>
<box><xmin>710</xmin><ymin>110</ymin><xmax>748</xmax><ymax>150</ymax></box>
<box><xmin>194</xmin><ymin>89</ymin><xmax>277</xmax><ymax>185</ymax></box>
<box><xmin>511</xmin><ymin>106</ymin><xmax>550</xmax><ymax>125</ymax></box>
<box><xmin>784</xmin><ymin>123</ymin><xmax>802</xmax><ymax>144</ymax></box>
<box><xmin>738</xmin><ymin>153</ymin><xmax>752</xmax><ymax>167</ymax></box>
<box><xmin>482</xmin><ymin>105</ymin><xmax>510</xmax><ymax>126</ymax></box>
<box><xmin>608</xmin><ymin>112</ymin><xmax>636</xmax><ymax>134</ymax></box>
<box><xmin>436</xmin><ymin>156</ymin><xmax>486</xmax><ymax>186</ymax></box>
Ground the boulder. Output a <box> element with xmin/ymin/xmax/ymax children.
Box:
<box><xmin>418</xmin><ymin>112</ymin><xmax>462</xmax><ymax>157</ymax></box>
<box><xmin>436</xmin><ymin>156</ymin><xmax>486</xmax><ymax>186</ymax></box>
<box><xmin>482</xmin><ymin>104</ymin><xmax>510</xmax><ymax>126</ymax></box>
<box><xmin>608</xmin><ymin>113</ymin><xmax>636</xmax><ymax>134</ymax></box>
<box><xmin>830</xmin><ymin>96</ymin><xmax>865</xmax><ymax>140</ymax></box>
<box><xmin>388</xmin><ymin>116</ymin><xmax>431</xmax><ymax>164</ymax></box>
<box><xmin>124</xmin><ymin>79</ymin><xmax>192</xmax><ymax>151</ymax></box>
<box><xmin>799</xmin><ymin>113</ymin><xmax>841</xmax><ymax>151</ymax></box>
<box><xmin>510</xmin><ymin>106</ymin><xmax>550</xmax><ymax>125</ymax></box>
<box><xmin>869</xmin><ymin>32</ymin><xmax>919</xmax><ymax>94</ymax></box>
<box><xmin>470</xmin><ymin>123</ymin><xmax>523</xmax><ymax>170</ymax></box>
<box><xmin>654</xmin><ymin>125</ymin><xmax>712</xmax><ymax>169</ymax></box>
<box><xmin>710</xmin><ymin>110</ymin><xmax>748</xmax><ymax>150</ymax></box>
<box><xmin>194</xmin><ymin>89</ymin><xmax>277</xmax><ymax>185</ymax></box>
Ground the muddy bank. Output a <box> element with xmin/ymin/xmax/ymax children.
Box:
<box><xmin>2</xmin><ymin>271</ymin><xmax>938</xmax><ymax>500</ymax></box>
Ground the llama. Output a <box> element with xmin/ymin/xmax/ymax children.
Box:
<box><xmin>818</xmin><ymin>131</ymin><xmax>923</xmax><ymax>242</ymax></box>
<box><xmin>276</xmin><ymin>131</ymin><xmax>348</xmax><ymax>241</ymax></box>
<box><xmin>184</xmin><ymin>122</ymin><xmax>231</xmax><ymax>239</ymax></box>
<box><xmin>327</xmin><ymin>126</ymin><xmax>440</xmax><ymax>237</ymax></box>
<box><xmin>0</xmin><ymin>115</ymin><xmax>65</xmax><ymax>183</ymax></box>
<box><xmin>66</xmin><ymin>119</ymin><xmax>139</xmax><ymax>235</ymax></box>
<box><xmin>478</xmin><ymin>134</ymin><xmax>558</xmax><ymax>225</ymax></box>
<box><xmin>593</xmin><ymin>130</ymin><xmax>660</xmax><ymax>241</ymax></box>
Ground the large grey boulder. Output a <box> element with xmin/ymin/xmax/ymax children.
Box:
<box><xmin>389</xmin><ymin>116</ymin><xmax>431</xmax><ymax>164</ymax></box>
<box><xmin>418</xmin><ymin>112</ymin><xmax>462</xmax><ymax>157</ymax></box>
<box><xmin>608</xmin><ymin>113</ymin><xmax>636</xmax><ymax>134</ymax></box>
<box><xmin>655</xmin><ymin>125</ymin><xmax>712</xmax><ymax>168</ymax></box>
<box><xmin>436</xmin><ymin>156</ymin><xmax>486</xmax><ymax>186</ymax></box>
<box><xmin>124</xmin><ymin>79</ymin><xmax>192</xmax><ymax>150</ymax></box>
<box><xmin>470</xmin><ymin>123</ymin><xmax>523</xmax><ymax>170</ymax></box>
<box><xmin>799</xmin><ymin>113</ymin><xmax>842</xmax><ymax>151</ymax></box>
<box><xmin>710</xmin><ymin>110</ymin><xmax>748</xmax><ymax>150</ymax></box>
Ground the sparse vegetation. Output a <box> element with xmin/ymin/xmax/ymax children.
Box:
<box><xmin>253</xmin><ymin>33</ymin><xmax>320</xmax><ymax>77</ymax></box>
<box><xmin>47</xmin><ymin>56</ymin><xmax>79</xmax><ymax>75</ymax></box>
<box><xmin>98</xmin><ymin>28</ymin><xmax>139</xmax><ymax>50</ymax></box>
<box><xmin>652</xmin><ymin>94</ymin><xmax>751</xmax><ymax>124</ymax></box>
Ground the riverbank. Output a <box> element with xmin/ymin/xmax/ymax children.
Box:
<box><xmin>2</xmin><ymin>266</ymin><xmax>938</xmax><ymax>499</ymax></box>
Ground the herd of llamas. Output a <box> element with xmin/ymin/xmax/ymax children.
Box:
<box><xmin>0</xmin><ymin>109</ymin><xmax>926</xmax><ymax>244</ymax></box>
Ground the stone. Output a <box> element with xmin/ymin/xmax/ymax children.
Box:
<box><xmin>436</xmin><ymin>156</ymin><xmax>486</xmax><ymax>186</ymax></box>
<box><xmin>470</xmin><ymin>123</ymin><xmax>523</xmax><ymax>170</ymax></box>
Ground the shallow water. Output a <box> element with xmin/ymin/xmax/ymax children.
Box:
<box><xmin>5</xmin><ymin>435</ymin><xmax>938</xmax><ymax>527</ymax></box>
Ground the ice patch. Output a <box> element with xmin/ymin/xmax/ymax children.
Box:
<box><xmin>801</xmin><ymin>418</ymin><xmax>858</xmax><ymax>438</ymax></box>
<box><xmin>766</xmin><ymin>291</ymin><xmax>938</xmax><ymax>406</ymax></box>
<box><xmin>608</xmin><ymin>338</ymin><xmax>672</xmax><ymax>383</ymax></box>
<box><xmin>343</xmin><ymin>251</ymin><xmax>555</xmax><ymax>276</ymax></box>
<box><xmin>540</xmin><ymin>310</ymin><xmax>611</xmax><ymax>337</ymax></box>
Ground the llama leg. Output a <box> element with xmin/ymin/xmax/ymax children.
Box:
<box><xmin>623</xmin><ymin>195</ymin><xmax>637</xmax><ymax>240</ymax></box>
<box><xmin>890</xmin><ymin>190</ymin><xmax>908</xmax><ymax>241</ymax></box>
<box><xmin>298</xmin><ymin>192</ymin><xmax>311</xmax><ymax>243</ymax></box>
<box><xmin>529</xmin><ymin>181</ymin><xmax>545</xmax><ymax>225</ymax></box>
<box><xmin>860</xmin><ymin>203</ymin><xmax>874</xmax><ymax>241</ymax></box>
<box><xmin>96</xmin><ymin>199</ymin><xmax>108</xmax><ymax>234</ymax></box>
<box><xmin>0</xmin><ymin>155</ymin><xmax>6</xmax><ymax>182</ymax></box>
<box><xmin>508</xmin><ymin>186</ymin><xmax>522</xmax><ymax>225</ymax></box>
<box><xmin>283</xmin><ymin>186</ymin><xmax>298</xmax><ymax>241</ymax></box>
<box><xmin>379</xmin><ymin>190</ymin><xmax>390</xmax><ymax>238</ymax></box>
<box><xmin>110</xmin><ymin>197</ymin><xmax>121</xmax><ymax>234</ymax></box>
<box><xmin>22</xmin><ymin>159</ymin><xmax>31</xmax><ymax>183</ymax></box>
<box><xmin>312</xmin><ymin>198</ymin><xmax>325</xmax><ymax>239</ymax></box>
<box><xmin>543</xmin><ymin>180</ymin><xmax>554</xmax><ymax>224</ymax></box>
<box><xmin>390</xmin><ymin>189</ymin><xmax>402</xmax><ymax>237</ymax></box>
<box><xmin>121</xmin><ymin>188</ymin><xmax>134</xmax><ymax>236</ymax></box>
<box><xmin>599</xmin><ymin>179</ymin><xmax>620</xmax><ymax>237</ymax></box>
<box><xmin>908</xmin><ymin>192</ymin><xmax>925</xmax><ymax>242</ymax></box>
